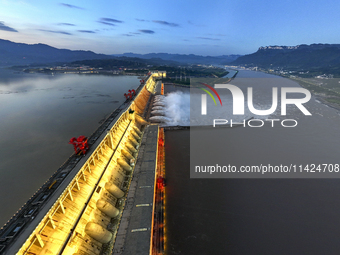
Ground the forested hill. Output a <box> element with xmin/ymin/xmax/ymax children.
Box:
<box><xmin>232</xmin><ymin>44</ymin><xmax>340</xmax><ymax>72</ymax></box>
<box><xmin>0</xmin><ymin>39</ymin><xmax>112</xmax><ymax>66</ymax></box>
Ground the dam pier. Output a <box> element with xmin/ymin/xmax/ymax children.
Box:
<box><xmin>0</xmin><ymin>71</ymin><xmax>166</xmax><ymax>255</ymax></box>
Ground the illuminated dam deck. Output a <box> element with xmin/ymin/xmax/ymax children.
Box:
<box><xmin>0</xmin><ymin>71</ymin><xmax>166</xmax><ymax>255</ymax></box>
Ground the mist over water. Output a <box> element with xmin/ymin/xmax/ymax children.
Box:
<box><xmin>150</xmin><ymin>92</ymin><xmax>190</xmax><ymax>126</ymax></box>
<box><xmin>157</xmin><ymin>84</ymin><xmax>274</xmax><ymax>127</ymax></box>
<box><xmin>164</xmin><ymin>91</ymin><xmax>190</xmax><ymax>125</ymax></box>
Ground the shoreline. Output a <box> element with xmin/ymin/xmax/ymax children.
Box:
<box><xmin>287</xmin><ymin>76</ymin><xmax>340</xmax><ymax>112</ymax></box>
<box><xmin>253</xmin><ymin>68</ymin><xmax>340</xmax><ymax>113</ymax></box>
<box><xmin>314</xmin><ymin>95</ymin><xmax>340</xmax><ymax>112</ymax></box>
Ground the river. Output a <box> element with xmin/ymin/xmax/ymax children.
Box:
<box><xmin>165</xmin><ymin>69</ymin><xmax>340</xmax><ymax>254</ymax></box>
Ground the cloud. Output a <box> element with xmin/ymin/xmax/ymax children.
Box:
<box><xmin>60</xmin><ymin>3</ymin><xmax>84</xmax><ymax>9</ymax></box>
<box><xmin>138</xmin><ymin>29</ymin><xmax>155</xmax><ymax>34</ymax></box>
<box><xmin>58</xmin><ymin>23</ymin><xmax>76</xmax><ymax>26</ymax></box>
<box><xmin>38</xmin><ymin>29</ymin><xmax>72</xmax><ymax>35</ymax></box>
<box><xmin>78</xmin><ymin>30</ymin><xmax>96</xmax><ymax>33</ymax></box>
<box><xmin>196</xmin><ymin>37</ymin><xmax>221</xmax><ymax>41</ymax></box>
<box><xmin>98</xmin><ymin>21</ymin><xmax>116</xmax><ymax>26</ymax></box>
<box><xmin>100</xmin><ymin>18</ymin><xmax>123</xmax><ymax>23</ymax></box>
<box><xmin>136</xmin><ymin>19</ymin><xmax>149</xmax><ymax>22</ymax></box>
<box><xmin>0</xmin><ymin>22</ymin><xmax>18</xmax><ymax>32</ymax></box>
<box><xmin>122</xmin><ymin>32</ymin><xmax>141</xmax><ymax>36</ymax></box>
<box><xmin>98</xmin><ymin>18</ymin><xmax>123</xmax><ymax>27</ymax></box>
<box><xmin>153</xmin><ymin>20</ymin><xmax>179</xmax><ymax>27</ymax></box>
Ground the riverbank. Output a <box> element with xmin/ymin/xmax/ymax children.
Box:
<box><xmin>288</xmin><ymin>76</ymin><xmax>340</xmax><ymax>112</ymax></box>
<box><xmin>257</xmin><ymin>68</ymin><xmax>340</xmax><ymax>112</ymax></box>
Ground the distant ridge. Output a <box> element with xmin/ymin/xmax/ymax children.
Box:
<box><xmin>112</xmin><ymin>52</ymin><xmax>241</xmax><ymax>65</ymax></box>
<box><xmin>0</xmin><ymin>38</ymin><xmax>242</xmax><ymax>67</ymax></box>
<box><xmin>0</xmin><ymin>39</ymin><xmax>112</xmax><ymax>66</ymax></box>
<box><xmin>232</xmin><ymin>43</ymin><xmax>340</xmax><ymax>70</ymax></box>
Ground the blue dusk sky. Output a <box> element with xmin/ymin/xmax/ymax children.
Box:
<box><xmin>0</xmin><ymin>0</ymin><xmax>339</xmax><ymax>55</ymax></box>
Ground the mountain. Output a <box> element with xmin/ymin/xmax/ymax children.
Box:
<box><xmin>0</xmin><ymin>39</ymin><xmax>113</xmax><ymax>66</ymax></box>
<box><xmin>0</xmin><ymin>38</ymin><xmax>241</xmax><ymax>67</ymax></box>
<box><xmin>232</xmin><ymin>44</ymin><xmax>340</xmax><ymax>70</ymax></box>
<box><xmin>112</xmin><ymin>53</ymin><xmax>241</xmax><ymax>65</ymax></box>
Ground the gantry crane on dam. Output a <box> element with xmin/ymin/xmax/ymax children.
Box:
<box><xmin>0</xmin><ymin>71</ymin><xmax>166</xmax><ymax>255</ymax></box>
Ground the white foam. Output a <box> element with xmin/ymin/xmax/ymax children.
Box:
<box><xmin>152</xmin><ymin>106</ymin><xmax>164</xmax><ymax>111</ymax></box>
<box><xmin>163</xmin><ymin>91</ymin><xmax>190</xmax><ymax>126</ymax></box>
<box><xmin>151</xmin><ymin>110</ymin><xmax>165</xmax><ymax>116</ymax></box>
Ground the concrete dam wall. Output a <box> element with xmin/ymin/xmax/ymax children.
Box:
<box><xmin>0</xmin><ymin>71</ymin><xmax>164</xmax><ymax>255</ymax></box>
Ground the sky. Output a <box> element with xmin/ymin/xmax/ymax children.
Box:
<box><xmin>1</xmin><ymin>0</ymin><xmax>340</xmax><ymax>56</ymax></box>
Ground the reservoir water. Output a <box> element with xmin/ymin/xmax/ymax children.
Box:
<box><xmin>0</xmin><ymin>69</ymin><xmax>138</xmax><ymax>226</ymax></box>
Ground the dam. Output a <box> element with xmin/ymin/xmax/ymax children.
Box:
<box><xmin>0</xmin><ymin>71</ymin><xmax>166</xmax><ymax>255</ymax></box>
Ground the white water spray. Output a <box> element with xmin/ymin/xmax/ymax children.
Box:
<box><xmin>150</xmin><ymin>92</ymin><xmax>190</xmax><ymax>126</ymax></box>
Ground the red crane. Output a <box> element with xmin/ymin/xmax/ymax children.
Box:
<box><xmin>69</xmin><ymin>136</ymin><xmax>89</xmax><ymax>155</ymax></box>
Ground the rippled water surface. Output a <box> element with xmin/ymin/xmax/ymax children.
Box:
<box><xmin>165</xmin><ymin>69</ymin><xmax>340</xmax><ymax>254</ymax></box>
<box><xmin>0</xmin><ymin>69</ymin><xmax>138</xmax><ymax>225</ymax></box>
